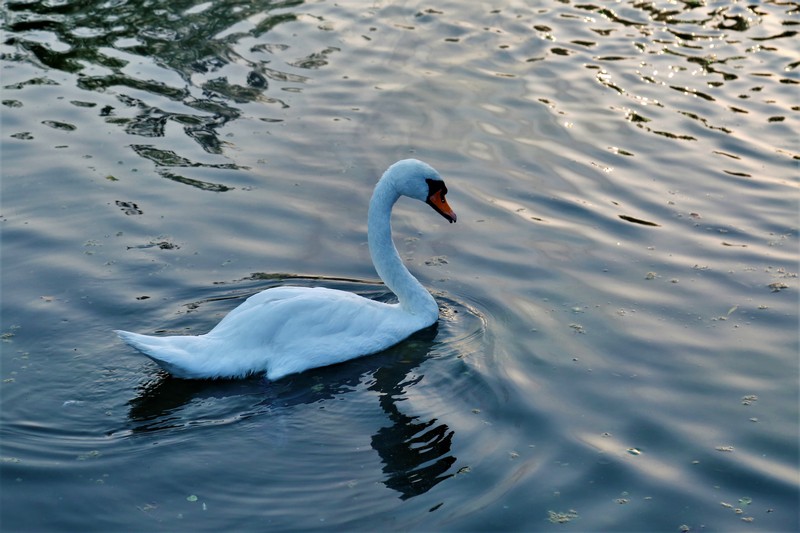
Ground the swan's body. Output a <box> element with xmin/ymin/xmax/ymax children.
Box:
<box><xmin>115</xmin><ymin>159</ymin><xmax>456</xmax><ymax>380</ymax></box>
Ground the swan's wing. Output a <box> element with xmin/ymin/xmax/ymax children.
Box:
<box><xmin>206</xmin><ymin>287</ymin><xmax>421</xmax><ymax>379</ymax></box>
<box><xmin>210</xmin><ymin>287</ymin><xmax>398</xmax><ymax>342</ymax></box>
<box><xmin>212</xmin><ymin>286</ymin><xmax>321</xmax><ymax>331</ymax></box>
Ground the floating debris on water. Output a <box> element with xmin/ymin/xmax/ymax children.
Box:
<box><xmin>548</xmin><ymin>509</ymin><xmax>579</xmax><ymax>524</ymax></box>
<box><xmin>186</xmin><ymin>495</ymin><xmax>198</xmax><ymax>502</ymax></box>
<box><xmin>715</xmin><ymin>445</ymin><xmax>735</xmax><ymax>452</ymax></box>
<box><xmin>1</xmin><ymin>325</ymin><xmax>21</xmax><ymax>341</ymax></box>
<box><xmin>627</xmin><ymin>448</ymin><xmax>642</xmax><ymax>456</ymax></box>
<box><xmin>741</xmin><ymin>394</ymin><xmax>758</xmax><ymax>406</ymax></box>
<box><xmin>720</xmin><ymin>499</ymin><xmax>754</xmax><ymax>521</ymax></box>
<box><xmin>77</xmin><ymin>450</ymin><xmax>101</xmax><ymax>460</ymax></box>
<box><xmin>424</xmin><ymin>255</ymin><xmax>448</xmax><ymax>266</ymax></box>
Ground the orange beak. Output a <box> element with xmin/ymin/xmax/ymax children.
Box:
<box><xmin>427</xmin><ymin>189</ymin><xmax>457</xmax><ymax>223</ymax></box>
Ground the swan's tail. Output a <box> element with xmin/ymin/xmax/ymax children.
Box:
<box><xmin>114</xmin><ymin>330</ymin><xmax>199</xmax><ymax>378</ymax></box>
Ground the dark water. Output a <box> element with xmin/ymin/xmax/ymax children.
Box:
<box><xmin>1</xmin><ymin>0</ymin><xmax>798</xmax><ymax>531</ymax></box>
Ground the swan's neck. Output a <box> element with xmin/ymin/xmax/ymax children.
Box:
<box><xmin>368</xmin><ymin>178</ymin><xmax>438</xmax><ymax>320</ymax></box>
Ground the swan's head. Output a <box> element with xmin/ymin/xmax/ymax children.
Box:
<box><xmin>385</xmin><ymin>159</ymin><xmax>457</xmax><ymax>223</ymax></box>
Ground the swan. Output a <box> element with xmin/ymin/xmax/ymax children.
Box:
<box><xmin>115</xmin><ymin>159</ymin><xmax>457</xmax><ymax>380</ymax></box>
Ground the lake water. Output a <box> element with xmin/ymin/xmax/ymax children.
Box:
<box><xmin>1</xmin><ymin>0</ymin><xmax>798</xmax><ymax>530</ymax></box>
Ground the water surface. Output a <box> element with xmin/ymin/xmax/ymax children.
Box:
<box><xmin>2</xmin><ymin>0</ymin><xmax>798</xmax><ymax>531</ymax></box>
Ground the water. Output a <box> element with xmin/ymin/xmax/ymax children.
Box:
<box><xmin>1</xmin><ymin>0</ymin><xmax>798</xmax><ymax>530</ymax></box>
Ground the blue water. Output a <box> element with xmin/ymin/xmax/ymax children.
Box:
<box><xmin>2</xmin><ymin>0</ymin><xmax>798</xmax><ymax>531</ymax></box>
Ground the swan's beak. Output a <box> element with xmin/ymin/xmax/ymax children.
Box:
<box><xmin>427</xmin><ymin>189</ymin><xmax>457</xmax><ymax>223</ymax></box>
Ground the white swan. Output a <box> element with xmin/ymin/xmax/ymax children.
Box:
<box><xmin>115</xmin><ymin>159</ymin><xmax>457</xmax><ymax>380</ymax></box>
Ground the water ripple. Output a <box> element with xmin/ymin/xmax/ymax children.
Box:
<box><xmin>2</xmin><ymin>0</ymin><xmax>797</xmax><ymax>530</ymax></box>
